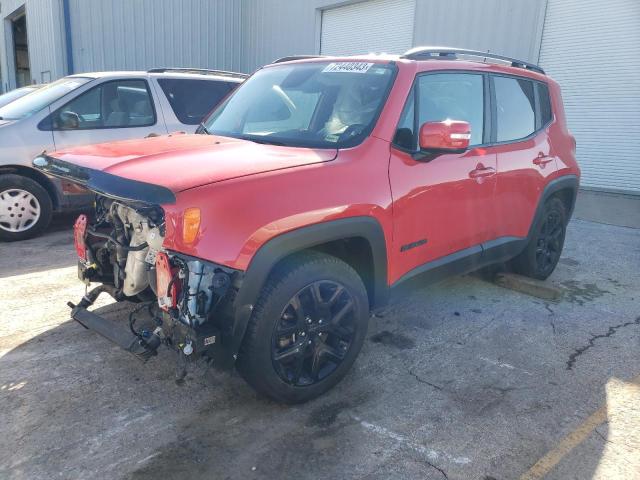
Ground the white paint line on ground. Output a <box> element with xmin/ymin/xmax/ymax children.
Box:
<box><xmin>352</xmin><ymin>415</ymin><xmax>471</xmax><ymax>465</ymax></box>
<box><xmin>479</xmin><ymin>356</ymin><xmax>533</xmax><ymax>376</ymax></box>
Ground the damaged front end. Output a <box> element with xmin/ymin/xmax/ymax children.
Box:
<box><xmin>35</xmin><ymin>154</ymin><xmax>243</xmax><ymax>373</ymax></box>
<box><xmin>71</xmin><ymin>196</ymin><xmax>243</xmax><ymax>372</ymax></box>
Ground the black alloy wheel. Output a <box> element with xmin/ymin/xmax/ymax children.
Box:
<box><xmin>271</xmin><ymin>280</ymin><xmax>356</xmax><ymax>386</ymax></box>
<box><xmin>237</xmin><ymin>252</ymin><xmax>369</xmax><ymax>403</ymax></box>
<box><xmin>511</xmin><ymin>196</ymin><xmax>567</xmax><ymax>280</ymax></box>
<box><xmin>535</xmin><ymin>210</ymin><xmax>563</xmax><ymax>276</ymax></box>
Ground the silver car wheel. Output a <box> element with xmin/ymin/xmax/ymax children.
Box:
<box><xmin>0</xmin><ymin>188</ymin><xmax>41</xmax><ymax>233</ymax></box>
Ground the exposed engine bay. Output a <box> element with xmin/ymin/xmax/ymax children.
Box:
<box><xmin>71</xmin><ymin>195</ymin><xmax>241</xmax><ymax>372</ymax></box>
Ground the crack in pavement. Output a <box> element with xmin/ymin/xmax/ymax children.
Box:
<box><xmin>426</xmin><ymin>460</ymin><xmax>449</xmax><ymax>479</ymax></box>
<box><xmin>544</xmin><ymin>303</ymin><xmax>557</xmax><ymax>335</ymax></box>
<box><xmin>408</xmin><ymin>368</ymin><xmax>444</xmax><ymax>391</ymax></box>
<box><xmin>566</xmin><ymin>317</ymin><xmax>640</xmax><ymax>370</ymax></box>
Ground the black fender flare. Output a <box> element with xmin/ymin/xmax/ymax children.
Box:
<box><xmin>230</xmin><ymin>216</ymin><xmax>388</xmax><ymax>358</ymax></box>
<box><xmin>528</xmin><ymin>174</ymin><xmax>579</xmax><ymax>238</ymax></box>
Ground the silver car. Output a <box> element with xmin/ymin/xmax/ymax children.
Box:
<box><xmin>0</xmin><ymin>68</ymin><xmax>246</xmax><ymax>241</ymax></box>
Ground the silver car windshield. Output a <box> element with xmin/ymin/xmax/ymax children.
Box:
<box><xmin>203</xmin><ymin>61</ymin><xmax>396</xmax><ymax>149</ymax></box>
<box><xmin>0</xmin><ymin>77</ymin><xmax>92</xmax><ymax>121</ymax></box>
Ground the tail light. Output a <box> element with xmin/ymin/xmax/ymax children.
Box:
<box><xmin>156</xmin><ymin>252</ymin><xmax>178</xmax><ymax>311</ymax></box>
<box><xmin>73</xmin><ymin>214</ymin><xmax>88</xmax><ymax>261</ymax></box>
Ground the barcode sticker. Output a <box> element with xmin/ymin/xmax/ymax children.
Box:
<box><xmin>322</xmin><ymin>62</ymin><xmax>374</xmax><ymax>74</ymax></box>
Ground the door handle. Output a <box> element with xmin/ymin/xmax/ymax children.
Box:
<box><xmin>145</xmin><ymin>132</ymin><xmax>160</xmax><ymax>138</ymax></box>
<box><xmin>468</xmin><ymin>166</ymin><xmax>496</xmax><ymax>179</ymax></box>
<box><xmin>533</xmin><ymin>153</ymin><xmax>554</xmax><ymax>166</ymax></box>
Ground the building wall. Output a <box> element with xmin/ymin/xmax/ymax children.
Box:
<box><xmin>239</xmin><ymin>0</ymin><xmax>547</xmax><ymax>73</ymax></box>
<box><xmin>0</xmin><ymin>0</ymin><xmax>67</xmax><ymax>92</ymax></box>
<box><xmin>67</xmin><ymin>0</ymin><xmax>244</xmax><ymax>74</ymax></box>
<box><xmin>1</xmin><ymin>0</ymin><xmax>549</xmax><ymax>87</ymax></box>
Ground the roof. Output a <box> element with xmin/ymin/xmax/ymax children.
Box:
<box><xmin>269</xmin><ymin>47</ymin><xmax>547</xmax><ymax>79</ymax></box>
<box><xmin>67</xmin><ymin>68</ymin><xmax>246</xmax><ymax>82</ymax></box>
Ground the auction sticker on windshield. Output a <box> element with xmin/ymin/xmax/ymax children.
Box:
<box><xmin>322</xmin><ymin>62</ymin><xmax>374</xmax><ymax>73</ymax></box>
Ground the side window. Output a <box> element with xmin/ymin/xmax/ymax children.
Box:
<box><xmin>53</xmin><ymin>79</ymin><xmax>155</xmax><ymax>130</ymax></box>
<box><xmin>158</xmin><ymin>79</ymin><xmax>234</xmax><ymax>125</ymax></box>
<box><xmin>417</xmin><ymin>73</ymin><xmax>484</xmax><ymax>146</ymax></box>
<box><xmin>393</xmin><ymin>87</ymin><xmax>415</xmax><ymax>150</ymax></box>
<box><xmin>538</xmin><ymin>82</ymin><xmax>553</xmax><ymax>125</ymax></box>
<box><xmin>493</xmin><ymin>76</ymin><xmax>535</xmax><ymax>142</ymax></box>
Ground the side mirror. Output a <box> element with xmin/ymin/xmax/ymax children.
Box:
<box><xmin>57</xmin><ymin>111</ymin><xmax>80</xmax><ymax>130</ymax></box>
<box><xmin>418</xmin><ymin>120</ymin><xmax>471</xmax><ymax>153</ymax></box>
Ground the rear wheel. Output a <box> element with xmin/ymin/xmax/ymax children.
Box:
<box><xmin>511</xmin><ymin>196</ymin><xmax>567</xmax><ymax>280</ymax></box>
<box><xmin>0</xmin><ymin>174</ymin><xmax>53</xmax><ymax>241</ymax></box>
<box><xmin>237</xmin><ymin>252</ymin><xmax>369</xmax><ymax>403</ymax></box>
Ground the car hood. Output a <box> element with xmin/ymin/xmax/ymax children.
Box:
<box><xmin>42</xmin><ymin>133</ymin><xmax>338</xmax><ymax>194</ymax></box>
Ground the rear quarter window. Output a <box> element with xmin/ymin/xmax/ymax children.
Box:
<box><xmin>538</xmin><ymin>82</ymin><xmax>553</xmax><ymax>125</ymax></box>
<box><xmin>493</xmin><ymin>76</ymin><xmax>536</xmax><ymax>142</ymax></box>
<box><xmin>158</xmin><ymin>78</ymin><xmax>237</xmax><ymax>125</ymax></box>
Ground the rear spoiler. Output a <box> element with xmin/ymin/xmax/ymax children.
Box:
<box><xmin>33</xmin><ymin>154</ymin><xmax>176</xmax><ymax>205</ymax></box>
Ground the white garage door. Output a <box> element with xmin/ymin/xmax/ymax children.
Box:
<box><xmin>539</xmin><ymin>0</ymin><xmax>640</xmax><ymax>194</ymax></box>
<box><xmin>320</xmin><ymin>0</ymin><xmax>416</xmax><ymax>56</ymax></box>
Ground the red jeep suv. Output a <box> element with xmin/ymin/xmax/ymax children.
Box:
<box><xmin>35</xmin><ymin>48</ymin><xmax>579</xmax><ymax>403</ymax></box>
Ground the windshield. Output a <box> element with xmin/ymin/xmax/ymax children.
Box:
<box><xmin>203</xmin><ymin>61</ymin><xmax>396</xmax><ymax>148</ymax></box>
<box><xmin>0</xmin><ymin>87</ymin><xmax>38</xmax><ymax>109</ymax></box>
<box><xmin>0</xmin><ymin>77</ymin><xmax>92</xmax><ymax>121</ymax></box>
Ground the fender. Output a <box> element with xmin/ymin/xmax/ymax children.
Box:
<box><xmin>229</xmin><ymin>216</ymin><xmax>389</xmax><ymax>359</ymax></box>
<box><xmin>529</xmin><ymin>174</ymin><xmax>579</xmax><ymax>237</ymax></box>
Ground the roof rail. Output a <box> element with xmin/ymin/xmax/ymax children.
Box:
<box><xmin>272</xmin><ymin>55</ymin><xmax>326</xmax><ymax>64</ymax></box>
<box><xmin>147</xmin><ymin>67</ymin><xmax>249</xmax><ymax>79</ymax></box>
<box><xmin>400</xmin><ymin>47</ymin><xmax>545</xmax><ymax>75</ymax></box>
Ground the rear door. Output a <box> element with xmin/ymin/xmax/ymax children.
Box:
<box><xmin>491</xmin><ymin>75</ymin><xmax>558</xmax><ymax>240</ymax></box>
<box><xmin>49</xmin><ymin>78</ymin><xmax>165</xmax><ymax>150</ymax></box>
<box><xmin>153</xmin><ymin>77</ymin><xmax>238</xmax><ymax>132</ymax></box>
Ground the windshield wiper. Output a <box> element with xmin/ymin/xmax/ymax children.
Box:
<box><xmin>244</xmin><ymin>137</ymin><xmax>288</xmax><ymax>147</ymax></box>
<box><xmin>196</xmin><ymin>122</ymin><xmax>210</xmax><ymax>135</ymax></box>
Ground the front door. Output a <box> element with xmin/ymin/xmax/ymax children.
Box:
<box><xmin>388</xmin><ymin>72</ymin><xmax>497</xmax><ymax>283</ymax></box>
<box><xmin>51</xmin><ymin>78</ymin><xmax>166</xmax><ymax>151</ymax></box>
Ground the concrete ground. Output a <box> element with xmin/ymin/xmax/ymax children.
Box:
<box><xmin>574</xmin><ymin>190</ymin><xmax>640</xmax><ymax>229</ymax></box>
<box><xmin>1</xmin><ymin>216</ymin><xmax>638</xmax><ymax>480</ymax></box>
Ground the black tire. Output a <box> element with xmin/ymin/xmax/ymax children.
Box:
<box><xmin>0</xmin><ymin>174</ymin><xmax>53</xmax><ymax>242</ymax></box>
<box><xmin>511</xmin><ymin>196</ymin><xmax>567</xmax><ymax>280</ymax></box>
<box><xmin>237</xmin><ymin>251</ymin><xmax>370</xmax><ymax>404</ymax></box>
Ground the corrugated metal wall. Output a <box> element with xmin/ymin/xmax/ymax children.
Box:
<box><xmin>240</xmin><ymin>0</ymin><xmax>547</xmax><ymax>72</ymax></box>
<box><xmin>1</xmin><ymin>0</ymin><xmax>548</xmax><ymax>88</ymax></box>
<box><xmin>320</xmin><ymin>0</ymin><xmax>416</xmax><ymax>56</ymax></box>
<box><xmin>68</xmin><ymin>0</ymin><xmax>244</xmax><ymax>73</ymax></box>
<box><xmin>539</xmin><ymin>0</ymin><xmax>640</xmax><ymax>194</ymax></box>
<box><xmin>413</xmin><ymin>0</ymin><xmax>547</xmax><ymax>63</ymax></box>
<box><xmin>0</xmin><ymin>0</ymin><xmax>67</xmax><ymax>92</ymax></box>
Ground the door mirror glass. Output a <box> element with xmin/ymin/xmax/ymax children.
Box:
<box><xmin>419</xmin><ymin>120</ymin><xmax>471</xmax><ymax>152</ymax></box>
<box><xmin>57</xmin><ymin>110</ymin><xmax>80</xmax><ymax>130</ymax></box>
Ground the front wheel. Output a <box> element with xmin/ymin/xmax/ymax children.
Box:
<box><xmin>0</xmin><ymin>174</ymin><xmax>53</xmax><ymax>241</ymax></box>
<box><xmin>237</xmin><ymin>252</ymin><xmax>370</xmax><ymax>403</ymax></box>
<box><xmin>511</xmin><ymin>196</ymin><xmax>567</xmax><ymax>280</ymax></box>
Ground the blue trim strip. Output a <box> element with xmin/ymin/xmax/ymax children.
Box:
<box><xmin>62</xmin><ymin>0</ymin><xmax>74</xmax><ymax>74</ymax></box>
